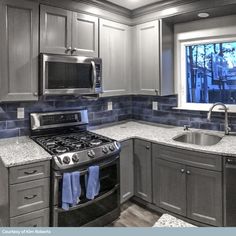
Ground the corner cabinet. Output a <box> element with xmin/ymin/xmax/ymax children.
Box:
<box><xmin>40</xmin><ymin>5</ymin><xmax>98</xmax><ymax>57</ymax></box>
<box><xmin>99</xmin><ymin>19</ymin><xmax>131</xmax><ymax>96</ymax></box>
<box><xmin>120</xmin><ymin>140</ymin><xmax>134</xmax><ymax>204</ymax></box>
<box><xmin>152</xmin><ymin>144</ymin><xmax>223</xmax><ymax>226</ymax></box>
<box><xmin>0</xmin><ymin>0</ymin><xmax>39</xmax><ymax>101</ymax></box>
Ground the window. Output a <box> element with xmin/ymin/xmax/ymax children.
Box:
<box><xmin>186</xmin><ymin>41</ymin><xmax>236</xmax><ymax>104</ymax></box>
<box><xmin>178</xmin><ymin>37</ymin><xmax>236</xmax><ymax>111</ymax></box>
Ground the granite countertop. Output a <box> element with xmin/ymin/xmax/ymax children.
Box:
<box><xmin>92</xmin><ymin>121</ymin><xmax>236</xmax><ymax>157</ymax></box>
<box><xmin>0</xmin><ymin>136</ymin><xmax>52</xmax><ymax>167</ymax></box>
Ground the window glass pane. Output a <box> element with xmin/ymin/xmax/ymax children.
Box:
<box><xmin>186</xmin><ymin>41</ymin><xmax>236</xmax><ymax>104</ymax></box>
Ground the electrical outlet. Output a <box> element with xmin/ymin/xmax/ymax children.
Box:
<box><xmin>152</xmin><ymin>101</ymin><xmax>158</xmax><ymax>111</ymax></box>
<box><xmin>107</xmin><ymin>102</ymin><xmax>113</xmax><ymax>111</ymax></box>
<box><xmin>17</xmin><ymin>107</ymin><xmax>25</xmax><ymax>119</ymax></box>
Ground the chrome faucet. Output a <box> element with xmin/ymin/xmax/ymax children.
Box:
<box><xmin>207</xmin><ymin>102</ymin><xmax>231</xmax><ymax>135</ymax></box>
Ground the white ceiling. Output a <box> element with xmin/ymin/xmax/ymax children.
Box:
<box><xmin>105</xmin><ymin>0</ymin><xmax>162</xmax><ymax>10</ymax></box>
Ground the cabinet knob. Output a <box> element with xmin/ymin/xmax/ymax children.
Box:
<box><xmin>180</xmin><ymin>169</ymin><xmax>185</xmax><ymax>174</ymax></box>
<box><xmin>71</xmin><ymin>48</ymin><xmax>79</xmax><ymax>54</ymax></box>
<box><xmin>186</xmin><ymin>170</ymin><xmax>191</xmax><ymax>175</ymax></box>
<box><xmin>33</xmin><ymin>92</ymin><xmax>38</xmax><ymax>96</ymax></box>
<box><xmin>65</xmin><ymin>47</ymin><xmax>72</xmax><ymax>53</ymax></box>
<box><xmin>155</xmin><ymin>89</ymin><xmax>159</xmax><ymax>95</ymax></box>
<box><xmin>146</xmin><ymin>146</ymin><xmax>150</xmax><ymax>150</ymax></box>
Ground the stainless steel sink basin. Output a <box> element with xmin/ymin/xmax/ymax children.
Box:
<box><xmin>173</xmin><ymin>132</ymin><xmax>223</xmax><ymax>146</ymax></box>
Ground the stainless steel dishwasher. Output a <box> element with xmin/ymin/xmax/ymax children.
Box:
<box><xmin>224</xmin><ymin>157</ymin><xmax>236</xmax><ymax>226</ymax></box>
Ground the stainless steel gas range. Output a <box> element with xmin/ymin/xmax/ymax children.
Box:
<box><xmin>30</xmin><ymin>110</ymin><xmax>121</xmax><ymax>227</ymax></box>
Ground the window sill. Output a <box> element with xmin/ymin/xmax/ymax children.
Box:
<box><xmin>173</xmin><ymin>106</ymin><xmax>236</xmax><ymax>113</ymax></box>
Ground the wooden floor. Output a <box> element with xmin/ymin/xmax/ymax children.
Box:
<box><xmin>108</xmin><ymin>201</ymin><xmax>161</xmax><ymax>227</ymax></box>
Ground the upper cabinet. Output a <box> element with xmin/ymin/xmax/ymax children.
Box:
<box><xmin>132</xmin><ymin>20</ymin><xmax>159</xmax><ymax>96</ymax></box>
<box><xmin>0</xmin><ymin>0</ymin><xmax>39</xmax><ymax>101</ymax></box>
<box><xmin>40</xmin><ymin>5</ymin><xmax>98</xmax><ymax>57</ymax></box>
<box><xmin>132</xmin><ymin>19</ymin><xmax>175</xmax><ymax>96</ymax></box>
<box><xmin>100</xmin><ymin>19</ymin><xmax>131</xmax><ymax>96</ymax></box>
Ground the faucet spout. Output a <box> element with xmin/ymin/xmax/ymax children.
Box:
<box><xmin>207</xmin><ymin>102</ymin><xmax>231</xmax><ymax>135</ymax></box>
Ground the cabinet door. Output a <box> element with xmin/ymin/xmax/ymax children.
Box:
<box><xmin>0</xmin><ymin>0</ymin><xmax>38</xmax><ymax>101</ymax></box>
<box><xmin>134</xmin><ymin>139</ymin><xmax>152</xmax><ymax>202</ymax></box>
<box><xmin>154</xmin><ymin>159</ymin><xmax>186</xmax><ymax>216</ymax></box>
<box><xmin>187</xmin><ymin>167</ymin><xmax>222</xmax><ymax>226</ymax></box>
<box><xmin>133</xmin><ymin>21</ymin><xmax>159</xmax><ymax>95</ymax></box>
<box><xmin>40</xmin><ymin>5</ymin><xmax>72</xmax><ymax>54</ymax></box>
<box><xmin>72</xmin><ymin>12</ymin><xmax>98</xmax><ymax>57</ymax></box>
<box><xmin>120</xmin><ymin>140</ymin><xmax>134</xmax><ymax>204</ymax></box>
<box><xmin>100</xmin><ymin>19</ymin><xmax>131</xmax><ymax>96</ymax></box>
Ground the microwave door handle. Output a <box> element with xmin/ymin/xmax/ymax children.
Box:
<box><xmin>91</xmin><ymin>61</ymin><xmax>97</xmax><ymax>91</ymax></box>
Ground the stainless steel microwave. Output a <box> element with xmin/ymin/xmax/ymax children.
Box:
<box><xmin>40</xmin><ymin>54</ymin><xmax>102</xmax><ymax>96</ymax></box>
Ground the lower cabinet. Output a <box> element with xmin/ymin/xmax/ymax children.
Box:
<box><xmin>153</xmin><ymin>159</ymin><xmax>186</xmax><ymax>216</ymax></box>
<box><xmin>152</xmin><ymin>144</ymin><xmax>223</xmax><ymax>226</ymax></box>
<box><xmin>120</xmin><ymin>140</ymin><xmax>134</xmax><ymax>204</ymax></box>
<box><xmin>134</xmin><ymin>139</ymin><xmax>152</xmax><ymax>203</ymax></box>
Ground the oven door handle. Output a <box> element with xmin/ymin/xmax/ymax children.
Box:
<box><xmin>55</xmin><ymin>184</ymin><xmax>119</xmax><ymax>213</ymax></box>
<box><xmin>55</xmin><ymin>156</ymin><xmax>119</xmax><ymax>179</ymax></box>
<box><xmin>91</xmin><ymin>61</ymin><xmax>97</xmax><ymax>91</ymax></box>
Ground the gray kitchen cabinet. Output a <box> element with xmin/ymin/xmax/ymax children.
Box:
<box><xmin>186</xmin><ymin>166</ymin><xmax>222</xmax><ymax>226</ymax></box>
<box><xmin>120</xmin><ymin>139</ymin><xmax>134</xmax><ymax>204</ymax></box>
<box><xmin>132</xmin><ymin>20</ymin><xmax>159</xmax><ymax>95</ymax></box>
<box><xmin>152</xmin><ymin>144</ymin><xmax>223</xmax><ymax>226</ymax></box>
<box><xmin>40</xmin><ymin>5</ymin><xmax>98</xmax><ymax>57</ymax></box>
<box><xmin>100</xmin><ymin>19</ymin><xmax>131</xmax><ymax>96</ymax></box>
<box><xmin>72</xmin><ymin>12</ymin><xmax>98</xmax><ymax>57</ymax></box>
<box><xmin>40</xmin><ymin>5</ymin><xmax>72</xmax><ymax>55</ymax></box>
<box><xmin>153</xmin><ymin>158</ymin><xmax>187</xmax><ymax>216</ymax></box>
<box><xmin>134</xmin><ymin>139</ymin><xmax>152</xmax><ymax>203</ymax></box>
<box><xmin>0</xmin><ymin>0</ymin><xmax>39</xmax><ymax>101</ymax></box>
<box><xmin>0</xmin><ymin>160</ymin><xmax>50</xmax><ymax>227</ymax></box>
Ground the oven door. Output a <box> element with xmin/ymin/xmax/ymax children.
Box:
<box><xmin>41</xmin><ymin>54</ymin><xmax>102</xmax><ymax>95</ymax></box>
<box><xmin>52</xmin><ymin>156</ymin><xmax>120</xmax><ymax>227</ymax></box>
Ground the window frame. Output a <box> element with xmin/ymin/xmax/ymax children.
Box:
<box><xmin>177</xmin><ymin>36</ymin><xmax>236</xmax><ymax>112</ymax></box>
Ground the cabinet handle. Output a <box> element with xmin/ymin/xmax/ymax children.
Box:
<box><xmin>146</xmin><ymin>146</ymin><xmax>150</xmax><ymax>150</ymax></box>
<box><xmin>65</xmin><ymin>47</ymin><xmax>72</xmax><ymax>53</ymax></box>
<box><xmin>186</xmin><ymin>170</ymin><xmax>191</xmax><ymax>175</ymax></box>
<box><xmin>180</xmin><ymin>169</ymin><xmax>185</xmax><ymax>173</ymax></box>
<box><xmin>24</xmin><ymin>194</ymin><xmax>37</xmax><ymax>200</ymax></box>
<box><xmin>71</xmin><ymin>48</ymin><xmax>79</xmax><ymax>54</ymax></box>
<box><xmin>24</xmin><ymin>170</ymin><xmax>37</xmax><ymax>175</ymax></box>
<box><xmin>32</xmin><ymin>225</ymin><xmax>37</xmax><ymax>227</ymax></box>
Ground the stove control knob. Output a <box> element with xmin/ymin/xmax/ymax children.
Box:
<box><xmin>102</xmin><ymin>146</ymin><xmax>109</xmax><ymax>154</ymax></box>
<box><xmin>88</xmin><ymin>150</ymin><xmax>95</xmax><ymax>158</ymax></box>
<box><xmin>109</xmin><ymin>144</ymin><xmax>115</xmax><ymax>151</ymax></box>
<box><xmin>63</xmin><ymin>156</ymin><xmax>71</xmax><ymax>164</ymax></box>
<box><xmin>72</xmin><ymin>154</ymin><xmax>80</xmax><ymax>163</ymax></box>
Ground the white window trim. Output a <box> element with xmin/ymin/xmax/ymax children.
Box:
<box><xmin>176</xmin><ymin>36</ymin><xmax>236</xmax><ymax>113</ymax></box>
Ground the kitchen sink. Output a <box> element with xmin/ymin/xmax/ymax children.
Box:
<box><xmin>173</xmin><ymin>132</ymin><xmax>223</xmax><ymax>146</ymax></box>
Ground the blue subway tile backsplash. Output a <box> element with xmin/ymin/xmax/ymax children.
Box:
<box><xmin>1</xmin><ymin>94</ymin><xmax>236</xmax><ymax>139</ymax></box>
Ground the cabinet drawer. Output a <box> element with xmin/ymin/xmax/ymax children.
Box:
<box><xmin>10</xmin><ymin>178</ymin><xmax>50</xmax><ymax>217</ymax></box>
<box><xmin>9</xmin><ymin>161</ymin><xmax>50</xmax><ymax>184</ymax></box>
<box><xmin>153</xmin><ymin>144</ymin><xmax>222</xmax><ymax>171</ymax></box>
<box><xmin>10</xmin><ymin>208</ymin><xmax>49</xmax><ymax>227</ymax></box>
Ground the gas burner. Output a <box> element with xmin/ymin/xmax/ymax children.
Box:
<box><xmin>53</xmin><ymin>146</ymin><xmax>69</xmax><ymax>154</ymax></box>
<box><xmin>90</xmin><ymin>139</ymin><xmax>102</xmax><ymax>146</ymax></box>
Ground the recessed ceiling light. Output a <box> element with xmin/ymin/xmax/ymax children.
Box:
<box><xmin>198</xmin><ymin>12</ymin><xmax>210</xmax><ymax>18</ymax></box>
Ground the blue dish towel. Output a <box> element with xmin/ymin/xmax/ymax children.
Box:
<box><xmin>86</xmin><ymin>166</ymin><xmax>100</xmax><ymax>200</ymax></box>
<box><xmin>71</xmin><ymin>171</ymin><xmax>81</xmax><ymax>206</ymax></box>
<box><xmin>62</xmin><ymin>173</ymin><xmax>73</xmax><ymax>210</ymax></box>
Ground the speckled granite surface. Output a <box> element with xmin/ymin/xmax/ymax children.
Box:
<box><xmin>0</xmin><ymin>136</ymin><xmax>51</xmax><ymax>167</ymax></box>
<box><xmin>153</xmin><ymin>214</ymin><xmax>196</xmax><ymax>227</ymax></box>
<box><xmin>92</xmin><ymin>121</ymin><xmax>236</xmax><ymax>157</ymax></box>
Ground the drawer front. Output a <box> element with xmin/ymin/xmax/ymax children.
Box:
<box><xmin>10</xmin><ymin>178</ymin><xmax>50</xmax><ymax>217</ymax></box>
<box><xmin>153</xmin><ymin>144</ymin><xmax>222</xmax><ymax>171</ymax></box>
<box><xmin>10</xmin><ymin>161</ymin><xmax>50</xmax><ymax>184</ymax></box>
<box><xmin>10</xmin><ymin>208</ymin><xmax>49</xmax><ymax>227</ymax></box>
